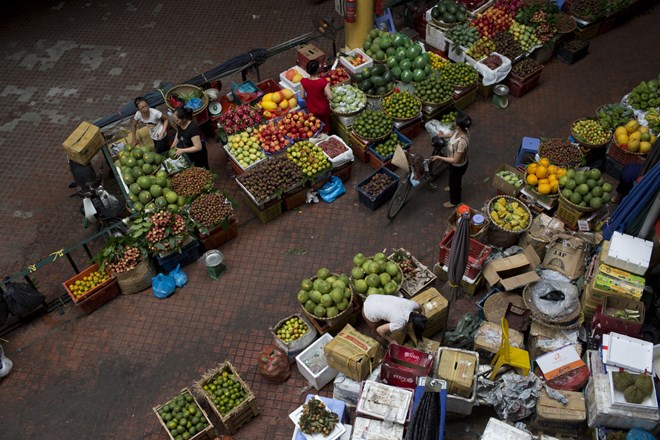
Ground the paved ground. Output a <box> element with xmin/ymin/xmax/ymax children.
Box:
<box><xmin>1</xmin><ymin>0</ymin><xmax>660</xmax><ymax>439</ymax></box>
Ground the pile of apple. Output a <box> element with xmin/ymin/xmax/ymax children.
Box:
<box><xmin>218</xmin><ymin>105</ymin><xmax>263</xmax><ymax>135</ymax></box>
<box><xmin>283</xmin><ymin>68</ymin><xmax>304</xmax><ymax>84</ymax></box>
<box><xmin>319</xmin><ymin>67</ymin><xmax>351</xmax><ymax>86</ymax></box>
<box><xmin>347</xmin><ymin>52</ymin><xmax>368</xmax><ymax>67</ymax></box>
<box><xmin>258</xmin><ymin>89</ymin><xmax>298</xmax><ymax>119</ymax></box>
<box><xmin>277</xmin><ymin>111</ymin><xmax>322</xmax><ymax>140</ymax></box>
<box><xmin>471</xmin><ymin>7</ymin><xmax>514</xmax><ymax>38</ymax></box>
<box><xmin>257</xmin><ymin>122</ymin><xmax>291</xmax><ymax>154</ymax></box>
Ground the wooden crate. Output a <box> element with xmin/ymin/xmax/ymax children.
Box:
<box><xmin>199</xmin><ymin>217</ymin><xmax>238</xmax><ymax>251</ymax></box>
<box><xmin>194</xmin><ymin>361</ymin><xmax>261</xmax><ymax>434</ymax></box>
<box><xmin>153</xmin><ymin>388</ymin><xmax>214</xmax><ymax>440</ymax></box>
<box><xmin>348</xmin><ymin>131</ymin><xmax>371</xmax><ymax>163</ymax></box>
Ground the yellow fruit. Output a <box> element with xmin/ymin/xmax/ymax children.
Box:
<box><xmin>270</xmin><ymin>92</ymin><xmax>283</xmax><ymax>104</ymax></box>
<box><xmin>557</xmin><ymin>168</ymin><xmax>567</xmax><ymax>177</ymax></box>
<box><xmin>537</xmin><ymin>183</ymin><xmax>551</xmax><ymax>195</ymax></box>
<box><xmin>616</xmin><ymin>132</ymin><xmax>628</xmax><ymax>146</ymax></box>
<box><xmin>281</xmin><ymin>89</ymin><xmax>294</xmax><ymax>100</ymax></box>
<box><xmin>547</xmin><ymin>165</ymin><xmax>558</xmax><ymax>175</ymax></box>
<box><xmin>292</xmin><ymin>74</ymin><xmax>303</xmax><ymax>83</ymax></box>
<box><xmin>261</xmin><ymin>100</ymin><xmax>277</xmax><ymax>111</ymax></box>
<box><xmin>614</xmin><ymin>126</ymin><xmax>627</xmax><ymax>137</ymax></box>
<box><xmin>651</xmin><ymin>135</ymin><xmax>657</xmax><ymax>144</ymax></box>
<box><xmin>535</xmin><ymin>165</ymin><xmax>548</xmax><ymax>179</ymax></box>
<box><xmin>548</xmin><ymin>174</ymin><xmax>557</xmax><ymax>182</ymax></box>
<box><xmin>538</xmin><ymin>158</ymin><xmax>550</xmax><ymax>168</ymax></box>
<box><xmin>538</xmin><ymin>178</ymin><xmax>549</xmax><ymax>186</ymax></box>
<box><xmin>527</xmin><ymin>163</ymin><xmax>538</xmax><ymax>175</ymax></box>
<box><xmin>625</xmin><ymin>120</ymin><xmax>639</xmax><ymax>134</ymax></box>
<box><xmin>262</xmin><ymin>92</ymin><xmax>274</xmax><ymax>102</ymax></box>
<box><xmin>288</xmin><ymin>97</ymin><xmax>297</xmax><ymax>108</ymax></box>
<box><xmin>639</xmin><ymin>141</ymin><xmax>652</xmax><ymax>154</ymax></box>
<box><xmin>551</xmin><ymin>181</ymin><xmax>559</xmax><ymax>193</ymax></box>
<box><xmin>628</xmin><ymin>138</ymin><xmax>640</xmax><ymax>152</ymax></box>
<box><xmin>629</xmin><ymin>131</ymin><xmax>641</xmax><ymax>142</ymax></box>
<box><xmin>526</xmin><ymin>174</ymin><xmax>538</xmax><ymax>186</ymax></box>
<box><xmin>278</xmin><ymin>99</ymin><xmax>289</xmax><ymax>110</ymax></box>
<box><xmin>639</xmin><ymin>126</ymin><xmax>649</xmax><ymax>134</ymax></box>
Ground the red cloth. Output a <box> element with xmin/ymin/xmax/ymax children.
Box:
<box><xmin>301</xmin><ymin>77</ymin><xmax>330</xmax><ymax>132</ymax></box>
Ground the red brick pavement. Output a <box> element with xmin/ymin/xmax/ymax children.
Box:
<box><xmin>0</xmin><ymin>0</ymin><xmax>659</xmax><ymax>439</ymax></box>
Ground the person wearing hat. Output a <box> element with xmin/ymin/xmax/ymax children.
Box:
<box><xmin>362</xmin><ymin>295</ymin><xmax>427</xmax><ymax>346</ymax></box>
<box><xmin>131</xmin><ymin>97</ymin><xmax>170</xmax><ymax>153</ymax></box>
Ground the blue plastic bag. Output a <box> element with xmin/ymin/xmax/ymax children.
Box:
<box><xmin>318</xmin><ymin>176</ymin><xmax>345</xmax><ymax>203</ymax></box>
<box><xmin>626</xmin><ymin>429</ymin><xmax>656</xmax><ymax>440</ymax></box>
<box><xmin>169</xmin><ymin>264</ymin><xmax>188</xmax><ymax>288</ymax></box>
<box><xmin>152</xmin><ymin>273</ymin><xmax>176</xmax><ymax>299</ymax></box>
<box><xmin>184</xmin><ymin>98</ymin><xmax>203</xmax><ymax>111</ymax></box>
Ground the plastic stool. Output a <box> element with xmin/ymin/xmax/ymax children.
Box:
<box><xmin>514</xmin><ymin>137</ymin><xmax>540</xmax><ymax>167</ymax></box>
<box><xmin>374</xmin><ymin>9</ymin><xmax>395</xmax><ymax>33</ymax></box>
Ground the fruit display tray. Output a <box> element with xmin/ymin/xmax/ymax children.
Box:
<box><xmin>355</xmin><ymin>167</ymin><xmax>400</xmax><ymax>211</ymax></box>
<box><xmin>63</xmin><ymin>263</ymin><xmax>115</xmax><ymax>304</ymax></box>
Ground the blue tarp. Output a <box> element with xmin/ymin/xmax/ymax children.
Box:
<box><xmin>603</xmin><ymin>162</ymin><xmax>660</xmax><ymax>240</ymax></box>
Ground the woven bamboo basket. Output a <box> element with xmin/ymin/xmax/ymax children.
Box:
<box><xmin>485</xmin><ymin>195</ymin><xmax>533</xmax><ymax>248</ymax></box>
<box><xmin>165</xmin><ymin>84</ymin><xmax>209</xmax><ymax>115</ymax></box>
<box><xmin>301</xmin><ymin>274</ymin><xmax>356</xmax><ymax>322</ymax></box>
<box><xmin>571</xmin><ymin>118</ymin><xmax>612</xmax><ymax>149</ymax></box>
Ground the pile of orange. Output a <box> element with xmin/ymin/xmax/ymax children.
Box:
<box><xmin>525</xmin><ymin>158</ymin><xmax>567</xmax><ymax>195</ymax></box>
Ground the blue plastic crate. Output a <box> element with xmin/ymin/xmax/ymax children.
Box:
<box><xmin>356</xmin><ymin>167</ymin><xmax>400</xmax><ymax>210</ymax></box>
<box><xmin>156</xmin><ymin>239</ymin><xmax>203</xmax><ymax>273</ymax></box>
<box><xmin>231</xmin><ymin>80</ymin><xmax>264</xmax><ymax>105</ymax></box>
<box><xmin>514</xmin><ymin>136</ymin><xmax>540</xmax><ymax>167</ymax></box>
<box><xmin>367</xmin><ymin>131</ymin><xmax>412</xmax><ymax>162</ymax></box>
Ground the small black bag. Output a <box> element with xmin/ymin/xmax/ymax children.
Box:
<box><xmin>0</xmin><ymin>295</ymin><xmax>9</xmax><ymax>326</ymax></box>
<box><xmin>2</xmin><ymin>282</ymin><xmax>45</xmax><ymax>317</ymax></box>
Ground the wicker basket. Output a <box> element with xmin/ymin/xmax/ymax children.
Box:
<box><xmin>365</xmin><ymin>88</ymin><xmax>394</xmax><ymax>100</ymax></box>
<box><xmin>165</xmin><ymin>84</ymin><xmax>209</xmax><ymax>115</ymax></box>
<box><xmin>554</xmin><ymin>13</ymin><xmax>577</xmax><ymax>34</ymax></box>
<box><xmin>523</xmin><ymin>173</ymin><xmax>560</xmax><ymax>200</ymax></box>
<box><xmin>609</xmin><ymin>138</ymin><xmax>648</xmax><ymax>165</ymax></box>
<box><xmin>556</xmin><ymin>191</ymin><xmax>597</xmax><ymax>227</ymax></box>
<box><xmin>485</xmin><ymin>195</ymin><xmax>533</xmax><ymax>248</ymax></box>
<box><xmin>416</xmin><ymin>94</ymin><xmax>453</xmax><ymax>107</ymax></box>
<box><xmin>483</xmin><ymin>291</ymin><xmax>527</xmax><ymax>324</ymax></box>
<box><xmin>352</xmin><ymin>127</ymin><xmax>393</xmax><ymax>143</ymax></box>
<box><xmin>331</xmin><ymin>102</ymin><xmax>366</xmax><ymax>117</ymax></box>
<box><xmin>301</xmin><ymin>274</ymin><xmax>356</xmax><ymax>322</ymax></box>
<box><xmin>571</xmin><ymin>118</ymin><xmax>612</xmax><ymax>149</ymax></box>
<box><xmin>537</xmin><ymin>139</ymin><xmax>584</xmax><ymax>168</ymax></box>
<box><xmin>431</xmin><ymin>17</ymin><xmax>465</xmax><ymax>30</ymax></box>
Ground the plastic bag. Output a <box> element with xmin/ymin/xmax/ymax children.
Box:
<box><xmin>257</xmin><ymin>345</ymin><xmax>290</xmax><ymax>383</ymax></box>
<box><xmin>0</xmin><ymin>295</ymin><xmax>10</xmax><ymax>326</ymax></box>
<box><xmin>474</xmin><ymin>53</ymin><xmax>512</xmax><ymax>86</ymax></box>
<box><xmin>2</xmin><ymin>282</ymin><xmax>45</xmax><ymax>317</ymax></box>
<box><xmin>169</xmin><ymin>264</ymin><xmax>188</xmax><ymax>288</ymax></box>
<box><xmin>318</xmin><ymin>176</ymin><xmax>346</xmax><ymax>203</ymax></box>
<box><xmin>152</xmin><ymin>273</ymin><xmax>176</xmax><ymax>299</ymax></box>
<box><xmin>184</xmin><ymin>98</ymin><xmax>202</xmax><ymax>111</ymax></box>
<box><xmin>162</xmin><ymin>156</ymin><xmax>190</xmax><ymax>175</ymax></box>
<box><xmin>424</xmin><ymin>119</ymin><xmax>454</xmax><ymax>138</ymax></box>
<box><xmin>626</xmin><ymin>429</ymin><xmax>656</xmax><ymax>440</ymax></box>
<box><xmin>530</xmin><ymin>280</ymin><xmax>579</xmax><ymax>318</ymax></box>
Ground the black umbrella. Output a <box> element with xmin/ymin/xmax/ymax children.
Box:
<box><xmin>442</xmin><ymin>212</ymin><xmax>471</xmax><ymax>302</ymax></box>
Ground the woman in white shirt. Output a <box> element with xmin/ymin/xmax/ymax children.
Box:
<box><xmin>362</xmin><ymin>295</ymin><xmax>427</xmax><ymax>345</ymax></box>
<box><xmin>131</xmin><ymin>97</ymin><xmax>170</xmax><ymax>153</ymax></box>
<box><xmin>432</xmin><ymin>113</ymin><xmax>472</xmax><ymax>208</ymax></box>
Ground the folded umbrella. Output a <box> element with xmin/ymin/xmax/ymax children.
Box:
<box><xmin>442</xmin><ymin>212</ymin><xmax>471</xmax><ymax>302</ymax></box>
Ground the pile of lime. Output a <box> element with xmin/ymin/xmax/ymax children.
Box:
<box><xmin>414</xmin><ymin>76</ymin><xmax>453</xmax><ymax>104</ymax></box>
<box><xmin>157</xmin><ymin>391</ymin><xmax>209</xmax><ymax>440</ymax></box>
<box><xmin>374</xmin><ymin>133</ymin><xmax>405</xmax><ymax>159</ymax></box>
<box><xmin>383</xmin><ymin>91</ymin><xmax>421</xmax><ymax>119</ymax></box>
<box><xmin>353</xmin><ymin>110</ymin><xmax>392</xmax><ymax>139</ymax></box>
<box><xmin>439</xmin><ymin>63</ymin><xmax>478</xmax><ymax>87</ymax></box>
<box><xmin>203</xmin><ymin>370</ymin><xmax>248</xmax><ymax>416</ymax></box>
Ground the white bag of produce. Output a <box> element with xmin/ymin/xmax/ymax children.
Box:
<box><xmin>475</xmin><ymin>53</ymin><xmax>512</xmax><ymax>86</ymax></box>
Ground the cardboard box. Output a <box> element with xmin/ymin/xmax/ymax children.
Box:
<box><xmin>528</xmin><ymin>321</ymin><xmax>581</xmax><ymax>361</ymax></box>
<box><xmin>532</xmin><ymin>388</ymin><xmax>586</xmax><ymax>432</ymax></box>
<box><xmin>436</xmin><ymin>348</ymin><xmax>478</xmax><ymax>398</ymax></box>
<box><xmin>324</xmin><ymin>324</ymin><xmax>384</xmax><ymax>382</ymax></box>
<box><xmin>296</xmin><ymin>44</ymin><xmax>326</xmax><ymax>70</ymax></box>
<box><xmin>63</xmin><ymin>122</ymin><xmax>105</xmax><ymax>165</ymax></box>
<box><xmin>593</xmin><ymin>270</ymin><xmax>644</xmax><ymax>300</ymax></box>
<box><xmin>379</xmin><ymin>344</ymin><xmax>434</xmax><ymax>389</ymax></box>
<box><xmin>412</xmin><ymin>288</ymin><xmax>449</xmax><ymax>338</ymax></box>
<box><xmin>405</xmin><ymin>337</ymin><xmax>441</xmax><ymax>357</ymax></box>
<box><xmin>597</xmin><ymin>264</ymin><xmax>645</xmax><ymax>286</ymax></box>
<box><xmin>483</xmin><ymin>245</ymin><xmax>541</xmax><ymax>291</ymax></box>
<box><xmin>492</xmin><ymin>164</ymin><xmax>524</xmax><ymax>196</ymax></box>
<box><xmin>542</xmin><ymin>234</ymin><xmax>586</xmax><ymax>280</ymax></box>
<box><xmin>518</xmin><ymin>214</ymin><xmax>565</xmax><ymax>260</ymax></box>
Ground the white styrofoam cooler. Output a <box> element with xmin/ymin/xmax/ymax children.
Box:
<box><xmin>339</xmin><ymin>48</ymin><xmax>373</xmax><ymax>75</ymax></box>
<box><xmin>604</xmin><ymin>232</ymin><xmax>653</xmax><ymax>276</ymax></box>
<box><xmin>279</xmin><ymin>65</ymin><xmax>310</xmax><ymax>94</ymax></box>
<box><xmin>480</xmin><ymin>418</ymin><xmax>533</xmax><ymax>440</ymax></box>
<box><xmin>351</xmin><ymin>418</ymin><xmax>404</xmax><ymax>440</ymax></box>
<box><xmin>296</xmin><ymin>333</ymin><xmax>337</xmax><ymax>390</ymax></box>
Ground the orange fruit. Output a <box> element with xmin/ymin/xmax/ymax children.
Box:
<box><xmin>539</xmin><ymin>158</ymin><xmax>550</xmax><ymax>167</ymax></box>
<box><xmin>548</xmin><ymin>174</ymin><xmax>557</xmax><ymax>182</ymax></box>
<box><xmin>527</xmin><ymin>163</ymin><xmax>538</xmax><ymax>175</ymax></box>
<box><xmin>538</xmin><ymin>178</ymin><xmax>549</xmax><ymax>186</ymax></box>
<box><xmin>538</xmin><ymin>183</ymin><xmax>551</xmax><ymax>195</ymax></box>
<box><xmin>535</xmin><ymin>165</ymin><xmax>548</xmax><ymax>179</ymax></box>
<box><xmin>547</xmin><ymin>165</ymin><xmax>558</xmax><ymax>175</ymax></box>
<box><xmin>551</xmin><ymin>181</ymin><xmax>559</xmax><ymax>193</ymax></box>
<box><xmin>526</xmin><ymin>174</ymin><xmax>538</xmax><ymax>186</ymax></box>
<box><xmin>557</xmin><ymin>168</ymin><xmax>567</xmax><ymax>177</ymax></box>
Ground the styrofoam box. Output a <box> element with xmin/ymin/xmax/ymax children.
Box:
<box><xmin>332</xmin><ymin>365</ymin><xmax>381</xmax><ymax>408</ymax></box>
<box><xmin>356</xmin><ymin>381</ymin><xmax>413</xmax><ymax>425</ymax></box>
<box><xmin>604</xmin><ymin>231</ymin><xmax>653</xmax><ymax>276</ymax></box>
<box><xmin>435</xmin><ymin>347</ymin><xmax>479</xmax><ymax>415</ymax></box>
<box><xmin>425</xmin><ymin>22</ymin><xmax>449</xmax><ymax>53</ymax></box>
<box><xmin>351</xmin><ymin>418</ymin><xmax>404</xmax><ymax>440</ymax></box>
<box><xmin>608</xmin><ymin>370</ymin><xmax>658</xmax><ymax>411</ymax></box>
<box><xmin>654</xmin><ymin>344</ymin><xmax>660</xmax><ymax>380</ymax></box>
<box><xmin>586</xmin><ymin>374</ymin><xmax>660</xmax><ymax>430</ymax></box>
<box><xmin>315</xmin><ymin>135</ymin><xmax>354</xmax><ymax>168</ymax></box>
<box><xmin>292</xmin><ymin>423</ymin><xmax>352</xmax><ymax>440</ymax></box>
<box><xmin>296</xmin><ymin>333</ymin><xmax>337</xmax><ymax>390</ymax></box>
<box><xmin>339</xmin><ymin>48</ymin><xmax>373</xmax><ymax>75</ymax></box>
<box><xmin>481</xmin><ymin>418</ymin><xmax>533</xmax><ymax>440</ymax></box>
<box><xmin>280</xmin><ymin>65</ymin><xmax>310</xmax><ymax>94</ymax></box>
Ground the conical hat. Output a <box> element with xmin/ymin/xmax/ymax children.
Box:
<box><xmin>391</xmin><ymin>146</ymin><xmax>408</xmax><ymax>170</ymax></box>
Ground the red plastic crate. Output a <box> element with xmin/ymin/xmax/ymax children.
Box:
<box><xmin>256</xmin><ymin>79</ymin><xmax>282</xmax><ymax>94</ymax></box>
<box><xmin>591</xmin><ymin>296</ymin><xmax>644</xmax><ymax>338</ymax></box>
<box><xmin>63</xmin><ymin>263</ymin><xmax>115</xmax><ymax>303</ymax></box>
<box><xmin>438</xmin><ymin>228</ymin><xmax>492</xmax><ymax>280</ymax></box>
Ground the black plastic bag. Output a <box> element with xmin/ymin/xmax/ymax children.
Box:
<box><xmin>0</xmin><ymin>295</ymin><xmax>9</xmax><ymax>326</ymax></box>
<box><xmin>3</xmin><ymin>282</ymin><xmax>45</xmax><ymax>317</ymax></box>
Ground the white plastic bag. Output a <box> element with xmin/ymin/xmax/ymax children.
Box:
<box><xmin>474</xmin><ymin>53</ymin><xmax>512</xmax><ymax>86</ymax></box>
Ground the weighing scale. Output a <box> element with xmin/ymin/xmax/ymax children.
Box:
<box><xmin>200</xmin><ymin>250</ymin><xmax>227</xmax><ymax>280</ymax></box>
